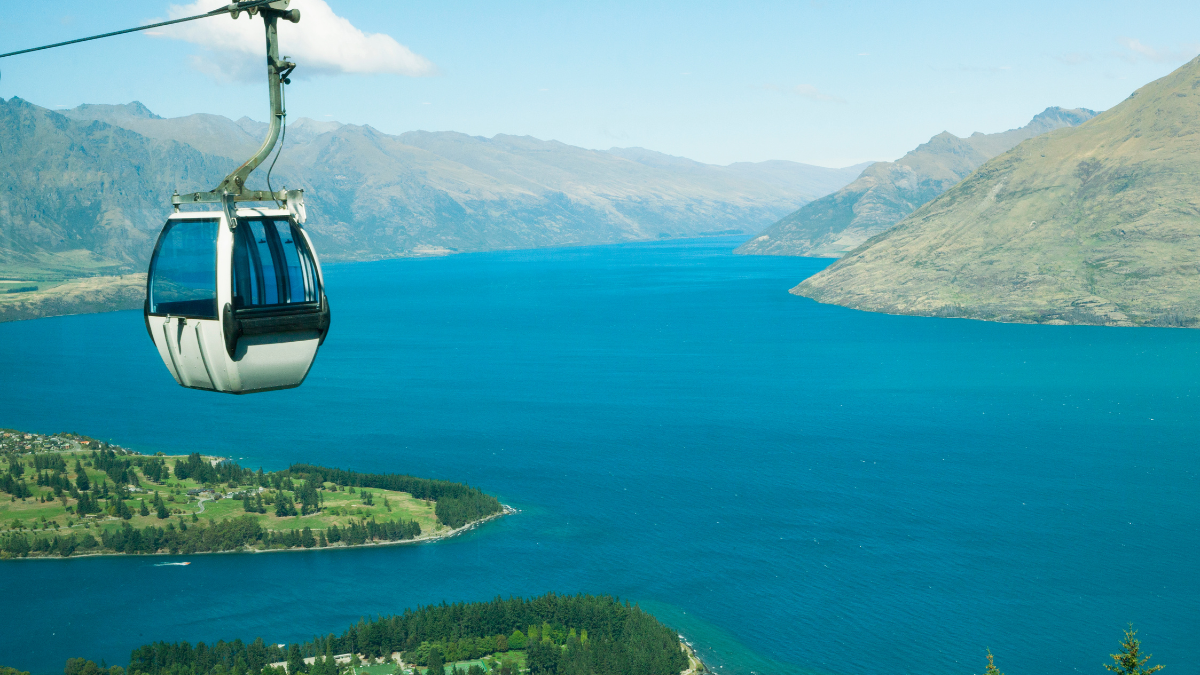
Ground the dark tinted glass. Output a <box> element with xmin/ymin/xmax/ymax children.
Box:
<box><xmin>148</xmin><ymin>219</ymin><xmax>218</xmax><ymax>318</ymax></box>
<box><xmin>232</xmin><ymin>217</ymin><xmax>319</xmax><ymax>310</ymax></box>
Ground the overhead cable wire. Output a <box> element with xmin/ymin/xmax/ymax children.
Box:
<box><xmin>0</xmin><ymin>0</ymin><xmax>277</xmax><ymax>60</ymax></box>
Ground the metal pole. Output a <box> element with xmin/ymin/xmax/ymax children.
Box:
<box><xmin>212</xmin><ymin>10</ymin><xmax>296</xmax><ymax>195</ymax></box>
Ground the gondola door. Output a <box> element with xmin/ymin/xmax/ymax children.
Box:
<box><xmin>146</xmin><ymin>212</ymin><xmax>238</xmax><ymax>392</ymax></box>
<box><xmin>223</xmin><ymin>209</ymin><xmax>327</xmax><ymax>392</ymax></box>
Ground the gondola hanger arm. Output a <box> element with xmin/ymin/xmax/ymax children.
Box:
<box><xmin>1</xmin><ymin>0</ymin><xmax>305</xmax><ymax>212</ymax></box>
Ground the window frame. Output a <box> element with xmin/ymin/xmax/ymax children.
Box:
<box><xmin>146</xmin><ymin>216</ymin><xmax>221</xmax><ymax>320</ymax></box>
<box><xmin>231</xmin><ymin>216</ymin><xmax>323</xmax><ymax>317</ymax></box>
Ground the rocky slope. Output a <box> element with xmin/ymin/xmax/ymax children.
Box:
<box><xmin>793</xmin><ymin>57</ymin><xmax>1200</xmax><ymax>327</ymax></box>
<box><xmin>737</xmin><ymin>107</ymin><xmax>1096</xmax><ymax>258</ymax></box>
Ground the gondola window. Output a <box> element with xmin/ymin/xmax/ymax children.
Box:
<box><xmin>233</xmin><ymin>218</ymin><xmax>320</xmax><ymax>309</ymax></box>
<box><xmin>147</xmin><ymin>219</ymin><xmax>219</xmax><ymax>318</ymax></box>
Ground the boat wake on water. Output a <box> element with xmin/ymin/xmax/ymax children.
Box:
<box><xmin>153</xmin><ymin>562</ymin><xmax>191</xmax><ymax>567</ymax></box>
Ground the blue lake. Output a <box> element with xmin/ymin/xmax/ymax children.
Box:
<box><xmin>0</xmin><ymin>236</ymin><xmax>1197</xmax><ymax>675</ymax></box>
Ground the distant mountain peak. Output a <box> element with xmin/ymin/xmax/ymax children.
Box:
<box><xmin>63</xmin><ymin>101</ymin><xmax>162</xmax><ymax>121</ymax></box>
<box><xmin>791</xmin><ymin>56</ymin><xmax>1200</xmax><ymax>327</ymax></box>
<box><xmin>736</xmin><ymin>104</ymin><xmax>1097</xmax><ymax>259</ymax></box>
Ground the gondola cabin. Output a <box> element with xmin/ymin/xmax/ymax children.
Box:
<box><xmin>145</xmin><ymin>201</ymin><xmax>329</xmax><ymax>394</ymax></box>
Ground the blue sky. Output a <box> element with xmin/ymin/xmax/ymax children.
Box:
<box><xmin>2</xmin><ymin>0</ymin><xmax>1199</xmax><ymax>166</ymax></box>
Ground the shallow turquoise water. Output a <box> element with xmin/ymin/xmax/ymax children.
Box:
<box><xmin>0</xmin><ymin>237</ymin><xmax>1196</xmax><ymax>674</ymax></box>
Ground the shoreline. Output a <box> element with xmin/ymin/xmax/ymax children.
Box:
<box><xmin>1</xmin><ymin>505</ymin><xmax>517</xmax><ymax>561</ymax></box>
<box><xmin>679</xmin><ymin>638</ymin><xmax>708</xmax><ymax>674</ymax></box>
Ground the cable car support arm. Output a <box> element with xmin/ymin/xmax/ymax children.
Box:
<box><xmin>175</xmin><ymin>2</ymin><xmax>301</xmax><ymax>208</ymax></box>
<box><xmin>0</xmin><ymin>0</ymin><xmax>303</xmax><ymax>210</ymax></box>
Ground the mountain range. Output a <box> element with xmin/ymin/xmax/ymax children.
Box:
<box><xmin>0</xmin><ymin>96</ymin><xmax>868</xmax><ymax>320</ymax></box>
<box><xmin>736</xmin><ymin>107</ymin><xmax>1097</xmax><ymax>258</ymax></box>
<box><xmin>793</xmin><ymin>56</ymin><xmax>1200</xmax><ymax>327</ymax></box>
<box><xmin>0</xmin><ymin>96</ymin><xmax>867</xmax><ymax>276</ymax></box>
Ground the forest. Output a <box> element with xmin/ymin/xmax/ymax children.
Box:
<box><xmin>124</xmin><ymin>593</ymin><xmax>689</xmax><ymax>675</ymax></box>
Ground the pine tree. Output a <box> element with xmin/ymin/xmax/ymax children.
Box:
<box><xmin>287</xmin><ymin>644</ymin><xmax>306</xmax><ymax>675</ymax></box>
<box><xmin>322</xmin><ymin>641</ymin><xmax>335</xmax><ymax>675</ymax></box>
<box><xmin>139</xmin><ymin>499</ymin><xmax>149</xmax><ymax>517</ymax></box>
<box><xmin>985</xmin><ymin>650</ymin><xmax>1003</xmax><ymax>675</ymax></box>
<box><xmin>425</xmin><ymin>647</ymin><xmax>443</xmax><ymax>675</ymax></box>
<box><xmin>1105</xmin><ymin>625</ymin><xmax>1164</xmax><ymax>675</ymax></box>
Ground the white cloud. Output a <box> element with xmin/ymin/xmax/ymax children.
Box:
<box><xmin>1117</xmin><ymin>37</ymin><xmax>1199</xmax><ymax>63</ymax></box>
<box><xmin>792</xmin><ymin>84</ymin><xmax>845</xmax><ymax>103</ymax></box>
<box><xmin>155</xmin><ymin>0</ymin><xmax>436</xmax><ymax>81</ymax></box>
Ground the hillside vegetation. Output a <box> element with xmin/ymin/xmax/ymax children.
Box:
<box><xmin>737</xmin><ymin>107</ymin><xmax>1096</xmax><ymax>258</ymax></box>
<box><xmin>0</xmin><ymin>429</ymin><xmax>503</xmax><ymax>558</ymax></box>
<box><xmin>794</xmin><ymin>56</ymin><xmax>1200</xmax><ymax>327</ymax></box>
<box><xmin>123</xmin><ymin>593</ymin><xmax>689</xmax><ymax>675</ymax></box>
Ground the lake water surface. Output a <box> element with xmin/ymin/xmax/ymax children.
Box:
<box><xmin>0</xmin><ymin>237</ymin><xmax>1196</xmax><ymax>675</ymax></box>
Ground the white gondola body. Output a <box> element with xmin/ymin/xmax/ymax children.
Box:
<box><xmin>145</xmin><ymin>207</ymin><xmax>329</xmax><ymax>394</ymax></box>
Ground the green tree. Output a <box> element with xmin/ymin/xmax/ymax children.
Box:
<box><xmin>75</xmin><ymin>470</ymin><xmax>89</xmax><ymax>492</ymax></box>
<box><xmin>318</xmin><ymin>641</ymin><xmax>335</xmax><ymax>675</ymax></box>
<box><xmin>985</xmin><ymin>650</ymin><xmax>1003</xmax><ymax>675</ymax></box>
<box><xmin>139</xmin><ymin>499</ymin><xmax>149</xmax><ymax>517</ymax></box>
<box><xmin>275</xmin><ymin>492</ymin><xmax>297</xmax><ymax>518</ymax></box>
<box><xmin>287</xmin><ymin>644</ymin><xmax>306</xmax><ymax>675</ymax></box>
<box><xmin>425</xmin><ymin>646</ymin><xmax>444</xmax><ymax>675</ymax></box>
<box><xmin>1106</xmin><ymin>625</ymin><xmax>1164</xmax><ymax>675</ymax></box>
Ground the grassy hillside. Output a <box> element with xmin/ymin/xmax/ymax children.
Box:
<box><xmin>0</xmin><ymin>429</ymin><xmax>503</xmax><ymax>558</ymax></box>
<box><xmin>737</xmin><ymin>107</ymin><xmax>1096</xmax><ymax>258</ymax></box>
<box><xmin>793</xmin><ymin>56</ymin><xmax>1200</xmax><ymax>327</ymax></box>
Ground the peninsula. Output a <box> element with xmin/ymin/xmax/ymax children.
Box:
<box><xmin>71</xmin><ymin>593</ymin><xmax>698</xmax><ymax>675</ymax></box>
<box><xmin>0</xmin><ymin>429</ymin><xmax>507</xmax><ymax>558</ymax></box>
